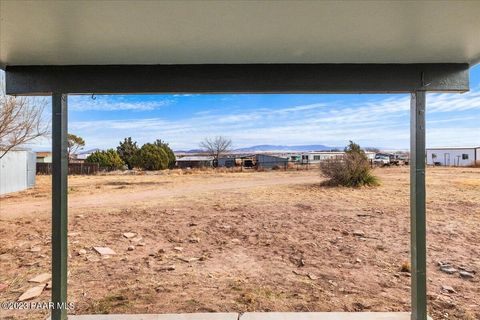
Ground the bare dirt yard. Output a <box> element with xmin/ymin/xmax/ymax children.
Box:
<box><xmin>0</xmin><ymin>167</ymin><xmax>479</xmax><ymax>320</ymax></box>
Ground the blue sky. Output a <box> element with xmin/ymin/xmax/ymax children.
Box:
<box><xmin>3</xmin><ymin>65</ymin><xmax>480</xmax><ymax>151</ymax></box>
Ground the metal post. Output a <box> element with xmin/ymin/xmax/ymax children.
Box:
<box><xmin>52</xmin><ymin>94</ymin><xmax>68</xmax><ymax>320</ymax></box>
<box><xmin>410</xmin><ymin>91</ymin><xmax>427</xmax><ymax>320</ymax></box>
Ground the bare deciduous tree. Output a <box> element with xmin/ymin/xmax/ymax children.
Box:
<box><xmin>0</xmin><ymin>81</ymin><xmax>49</xmax><ymax>159</ymax></box>
<box><xmin>199</xmin><ymin>136</ymin><xmax>232</xmax><ymax>165</ymax></box>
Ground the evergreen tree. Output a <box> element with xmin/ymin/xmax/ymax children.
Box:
<box><xmin>138</xmin><ymin>143</ymin><xmax>169</xmax><ymax>170</ymax></box>
<box><xmin>154</xmin><ymin>139</ymin><xmax>176</xmax><ymax>169</ymax></box>
<box><xmin>117</xmin><ymin>137</ymin><xmax>139</xmax><ymax>170</ymax></box>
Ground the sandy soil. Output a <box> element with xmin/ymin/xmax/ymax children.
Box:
<box><xmin>0</xmin><ymin>170</ymin><xmax>319</xmax><ymax>220</ymax></box>
<box><xmin>0</xmin><ymin>167</ymin><xmax>479</xmax><ymax>320</ymax></box>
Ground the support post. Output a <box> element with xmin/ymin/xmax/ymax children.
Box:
<box><xmin>51</xmin><ymin>93</ymin><xmax>68</xmax><ymax>320</ymax></box>
<box><xmin>410</xmin><ymin>91</ymin><xmax>427</xmax><ymax>320</ymax></box>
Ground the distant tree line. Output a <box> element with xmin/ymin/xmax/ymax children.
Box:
<box><xmin>84</xmin><ymin>136</ymin><xmax>175</xmax><ymax>171</ymax></box>
<box><xmin>86</xmin><ymin>149</ymin><xmax>124</xmax><ymax>170</ymax></box>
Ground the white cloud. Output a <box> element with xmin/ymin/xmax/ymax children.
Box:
<box><xmin>172</xmin><ymin>94</ymin><xmax>198</xmax><ymax>97</ymax></box>
<box><xmin>68</xmin><ymin>95</ymin><xmax>174</xmax><ymax>111</ymax></box>
<box><xmin>34</xmin><ymin>91</ymin><xmax>480</xmax><ymax>151</ymax></box>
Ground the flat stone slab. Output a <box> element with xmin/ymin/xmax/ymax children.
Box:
<box><xmin>66</xmin><ymin>313</ymin><xmax>238</xmax><ymax>320</ymax></box>
<box><xmin>28</xmin><ymin>273</ymin><xmax>51</xmax><ymax>283</ymax></box>
<box><xmin>17</xmin><ymin>284</ymin><xmax>45</xmax><ymax>301</ymax></box>
<box><xmin>123</xmin><ymin>232</ymin><xmax>137</xmax><ymax>239</ymax></box>
<box><xmin>93</xmin><ymin>247</ymin><xmax>117</xmax><ymax>255</ymax></box>
<box><xmin>241</xmin><ymin>313</ymin><xmax>432</xmax><ymax>320</ymax></box>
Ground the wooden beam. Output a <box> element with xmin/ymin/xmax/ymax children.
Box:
<box><xmin>5</xmin><ymin>63</ymin><xmax>469</xmax><ymax>95</ymax></box>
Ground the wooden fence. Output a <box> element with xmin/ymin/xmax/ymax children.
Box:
<box><xmin>36</xmin><ymin>163</ymin><xmax>100</xmax><ymax>175</ymax></box>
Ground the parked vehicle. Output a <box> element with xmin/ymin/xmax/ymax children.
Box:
<box><xmin>388</xmin><ymin>154</ymin><xmax>401</xmax><ymax>166</ymax></box>
<box><xmin>374</xmin><ymin>154</ymin><xmax>390</xmax><ymax>166</ymax></box>
<box><xmin>374</xmin><ymin>153</ymin><xmax>407</xmax><ymax>166</ymax></box>
<box><xmin>397</xmin><ymin>155</ymin><xmax>409</xmax><ymax>165</ymax></box>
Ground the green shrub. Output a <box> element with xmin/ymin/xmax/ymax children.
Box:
<box><xmin>320</xmin><ymin>141</ymin><xmax>379</xmax><ymax>187</ymax></box>
<box><xmin>86</xmin><ymin>149</ymin><xmax>124</xmax><ymax>170</ymax></box>
<box><xmin>138</xmin><ymin>143</ymin><xmax>168</xmax><ymax>170</ymax></box>
<box><xmin>154</xmin><ymin>139</ymin><xmax>176</xmax><ymax>169</ymax></box>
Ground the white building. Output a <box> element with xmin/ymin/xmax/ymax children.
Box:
<box><xmin>0</xmin><ymin>150</ymin><xmax>36</xmax><ymax>195</ymax></box>
<box><xmin>299</xmin><ymin>151</ymin><xmax>376</xmax><ymax>164</ymax></box>
<box><xmin>75</xmin><ymin>148</ymin><xmax>101</xmax><ymax>161</ymax></box>
<box><xmin>36</xmin><ymin>151</ymin><xmax>52</xmax><ymax>163</ymax></box>
<box><xmin>426</xmin><ymin>147</ymin><xmax>480</xmax><ymax>167</ymax></box>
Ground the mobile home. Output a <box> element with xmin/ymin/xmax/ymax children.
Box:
<box><xmin>299</xmin><ymin>151</ymin><xmax>342</xmax><ymax>164</ymax></box>
<box><xmin>426</xmin><ymin>147</ymin><xmax>480</xmax><ymax>167</ymax></box>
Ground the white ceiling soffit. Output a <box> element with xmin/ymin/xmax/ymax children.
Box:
<box><xmin>1</xmin><ymin>0</ymin><xmax>480</xmax><ymax>68</ymax></box>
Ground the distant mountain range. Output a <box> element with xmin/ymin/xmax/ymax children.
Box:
<box><xmin>175</xmin><ymin>144</ymin><xmax>340</xmax><ymax>154</ymax></box>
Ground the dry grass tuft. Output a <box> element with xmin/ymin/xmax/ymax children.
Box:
<box><xmin>87</xmin><ymin>293</ymin><xmax>131</xmax><ymax>314</ymax></box>
<box><xmin>457</xmin><ymin>179</ymin><xmax>480</xmax><ymax>187</ymax></box>
<box><xmin>400</xmin><ymin>261</ymin><xmax>411</xmax><ymax>273</ymax></box>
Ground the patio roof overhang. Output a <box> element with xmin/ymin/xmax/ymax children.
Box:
<box><xmin>1</xmin><ymin>1</ymin><xmax>480</xmax><ymax>67</ymax></box>
<box><xmin>1</xmin><ymin>1</ymin><xmax>480</xmax><ymax>95</ymax></box>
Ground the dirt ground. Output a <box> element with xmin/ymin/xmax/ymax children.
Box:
<box><xmin>0</xmin><ymin>167</ymin><xmax>479</xmax><ymax>320</ymax></box>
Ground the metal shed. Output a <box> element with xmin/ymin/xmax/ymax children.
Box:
<box><xmin>1</xmin><ymin>1</ymin><xmax>480</xmax><ymax>320</ymax></box>
<box><xmin>217</xmin><ymin>156</ymin><xmax>236</xmax><ymax>168</ymax></box>
<box><xmin>176</xmin><ymin>156</ymin><xmax>214</xmax><ymax>169</ymax></box>
<box><xmin>0</xmin><ymin>150</ymin><xmax>36</xmax><ymax>195</ymax></box>
<box><xmin>256</xmin><ymin>154</ymin><xmax>289</xmax><ymax>169</ymax></box>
